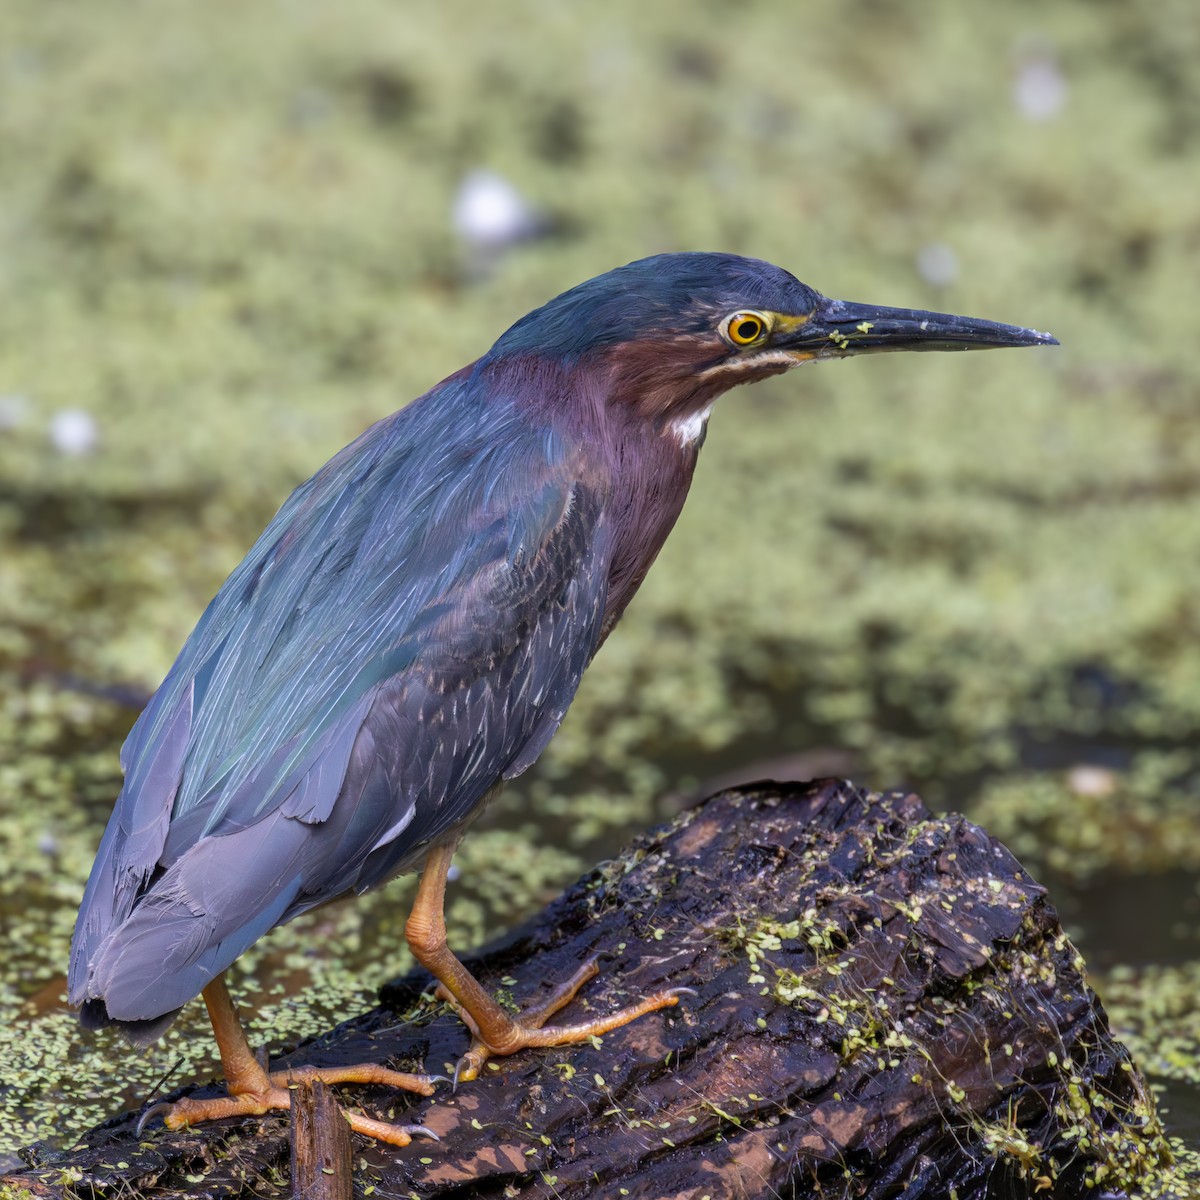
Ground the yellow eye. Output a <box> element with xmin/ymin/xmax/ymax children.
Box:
<box><xmin>724</xmin><ymin>311</ymin><xmax>769</xmax><ymax>346</ymax></box>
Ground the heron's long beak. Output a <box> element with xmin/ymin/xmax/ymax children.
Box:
<box><xmin>780</xmin><ymin>296</ymin><xmax>1058</xmax><ymax>358</ymax></box>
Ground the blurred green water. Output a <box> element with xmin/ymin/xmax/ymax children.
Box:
<box><xmin>2</xmin><ymin>0</ymin><xmax>1200</xmax><ymax>1188</ymax></box>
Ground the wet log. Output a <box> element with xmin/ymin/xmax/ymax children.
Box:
<box><xmin>5</xmin><ymin>780</ymin><xmax>1175</xmax><ymax>1199</ymax></box>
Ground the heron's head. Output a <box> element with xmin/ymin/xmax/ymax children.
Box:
<box><xmin>486</xmin><ymin>251</ymin><xmax>1057</xmax><ymax>437</ymax></box>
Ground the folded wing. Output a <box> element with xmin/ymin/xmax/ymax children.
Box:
<box><xmin>69</xmin><ymin>380</ymin><xmax>611</xmax><ymax>1035</ymax></box>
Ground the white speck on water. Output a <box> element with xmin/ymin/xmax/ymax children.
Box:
<box><xmin>1067</xmin><ymin>764</ymin><xmax>1117</xmax><ymax>798</ymax></box>
<box><xmin>453</xmin><ymin>170</ymin><xmax>539</xmax><ymax>251</ymax></box>
<box><xmin>49</xmin><ymin>408</ymin><xmax>99</xmax><ymax>456</ymax></box>
<box><xmin>1013</xmin><ymin>47</ymin><xmax>1067</xmax><ymax>122</ymax></box>
<box><xmin>916</xmin><ymin>243</ymin><xmax>958</xmax><ymax>288</ymax></box>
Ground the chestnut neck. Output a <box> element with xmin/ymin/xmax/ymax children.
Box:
<box><xmin>476</xmin><ymin>349</ymin><xmax>709</xmax><ymax>638</ymax></box>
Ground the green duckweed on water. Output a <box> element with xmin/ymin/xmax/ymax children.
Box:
<box><xmin>2</xmin><ymin>0</ymin><xmax>1200</xmax><ymax>1185</ymax></box>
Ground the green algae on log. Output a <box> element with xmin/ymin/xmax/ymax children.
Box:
<box><xmin>3</xmin><ymin>781</ymin><xmax>1184</xmax><ymax>1198</ymax></box>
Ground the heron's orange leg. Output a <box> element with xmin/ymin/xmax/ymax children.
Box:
<box><xmin>142</xmin><ymin>974</ymin><xmax>438</xmax><ymax>1148</ymax></box>
<box><xmin>407</xmin><ymin>844</ymin><xmax>686</xmax><ymax>1083</ymax></box>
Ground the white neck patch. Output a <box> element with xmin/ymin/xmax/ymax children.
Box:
<box><xmin>669</xmin><ymin>404</ymin><xmax>714</xmax><ymax>446</ymax></box>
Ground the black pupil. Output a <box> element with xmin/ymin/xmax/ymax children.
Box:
<box><xmin>735</xmin><ymin>319</ymin><xmax>759</xmax><ymax>341</ymax></box>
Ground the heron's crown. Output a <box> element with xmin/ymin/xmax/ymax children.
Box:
<box><xmin>486</xmin><ymin>252</ymin><xmax>822</xmax><ymax>363</ymax></box>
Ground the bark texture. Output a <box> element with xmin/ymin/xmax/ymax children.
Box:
<box><xmin>5</xmin><ymin>780</ymin><xmax>1174</xmax><ymax>1199</ymax></box>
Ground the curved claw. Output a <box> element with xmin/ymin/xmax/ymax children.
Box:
<box><xmin>451</xmin><ymin>1051</ymin><xmax>487</xmax><ymax>1099</ymax></box>
<box><xmin>404</xmin><ymin>1123</ymin><xmax>441</xmax><ymax>1143</ymax></box>
<box><xmin>136</xmin><ymin>1102</ymin><xmax>175</xmax><ymax>1136</ymax></box>
<box><xmin>452</xmin><ymin>1051</ymin><xmax>483</xmax><ymax>1092</ymax></box>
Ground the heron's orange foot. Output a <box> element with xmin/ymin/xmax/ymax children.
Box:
<box><xmin>139</xmin><ymin>1063</ymin><xmax>441</xmax><ymax>1148</ymax></box>
<box><xmin>437</xmin><ymin>956</ymin><xmax>688</xmax><ymax>1085</ymax></box>
<box><xmin>266</xmin><ymin>1062</ymin><xmax>440</xmax><ymax>1097</ymax></box>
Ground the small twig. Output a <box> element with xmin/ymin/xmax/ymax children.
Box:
<box><xmin>290</xmin><ymin>1078</ymin><xmax>352</xmax><ymax>1200</ymax></box>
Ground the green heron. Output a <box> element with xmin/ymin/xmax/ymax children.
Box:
<box><xmin>69</xmin><ymin>252</ymin><xmax>1056</xmax><ymax>1145</ymax></box>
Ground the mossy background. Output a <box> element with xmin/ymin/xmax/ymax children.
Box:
<box><xmin>2</xmin><ymin>0</ymin><xmax>1199</xmax><ymax>1175</ymax></box>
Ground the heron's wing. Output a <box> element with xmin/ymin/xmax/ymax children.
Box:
<box><xmin>69</xmin><ymin>382</ymin><xmax>611</xmax><ymax>1025</ymax></box>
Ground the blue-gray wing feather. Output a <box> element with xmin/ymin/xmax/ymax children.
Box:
<box><xmin>69</xmin><ymin>380</ymin><xmax>611</xmax><ymax>1030</ymax></box>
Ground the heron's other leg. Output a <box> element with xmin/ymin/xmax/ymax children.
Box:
<box><xmin>202</xmin><ymin>972</ymin><xmax>271</xmax><ymax>1093</ymax></box>
<box><xmin>141</xmin><ymin>973</ymin><xmax>437</xmax><ymax>1147</ymax></box>
<box><xmin>406</xmin><ymin>843</ymin><xmax>686</xmax><ymax>1083</ymax></box>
